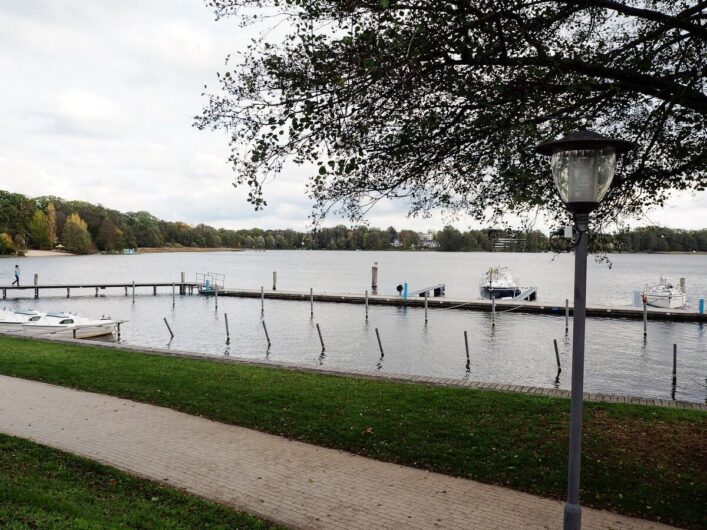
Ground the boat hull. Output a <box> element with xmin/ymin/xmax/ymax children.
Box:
<box><xmin>645</xmin><ymin>293</ymin><xmax>686</xmax><ymax>309</ymax></box>
<box><xmin>480</xmin><ymin>287</ymin><xmax>521</xmax><ymax>300</ymax></box>
<box><xmin>21</xmin><ymin>323</ymin><xmax>117</xmax><ymax>338</ymax></box>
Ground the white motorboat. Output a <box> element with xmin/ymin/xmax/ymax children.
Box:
<box><xmin>0</xmin><ymin>309</ymin><xmax>44</xmax><ymax>333</ymax></box>
<box><xmin>480</xmin><ymin>267</ymin><xmax>520</xmax><ymax>299</ymax></box>
<box><xmin>643</xmin><ymin>278</ymin><xmax>686</xmax><ymax>309</ymax></box>
<box><xmin>21</xmin><ymin>312</ymin><xmax>119</xmax><ymax>338</ymax></box>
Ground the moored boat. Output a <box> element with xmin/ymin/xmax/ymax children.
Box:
<box><xmin>480</xmin><ymin>267</ymin><xmax>521</xmax><ymax>299</ymax></box>
<box><xmin>643</xmin><ymin>278</ymin><xmax>686</xmax><ymax>309</ymax></box>
<box><xmin>0</xmin><ymin>309</ymin><xmax>44</xmax><ymax>333</ymax></box>
<box><xmin>21</xmin><ymin>312</ymin><xmax>119</xmax><ymax>338</ymax></box>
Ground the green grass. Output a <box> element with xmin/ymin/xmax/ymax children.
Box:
<box><xmin>0</xmin><ymin>336</ymin><xmax>704</xmax><ymax>529</ymax></box>
<box><xmin>0</xmin><ymin>433</ymin><xmax>278</xmax><ymax>529</ymax></box>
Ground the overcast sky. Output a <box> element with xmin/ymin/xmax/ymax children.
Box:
<box><xmin>0</xmin><ymin>0</ymin><xmax>704</xmax><ymax>232</ymax></box>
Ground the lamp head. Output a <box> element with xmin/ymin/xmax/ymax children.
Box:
<box><xmin>535</xmin><ymin>129</ymin><xmax>635</xmax><ymax>214</ymax></box>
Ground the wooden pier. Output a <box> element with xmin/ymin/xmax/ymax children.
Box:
<box><xmin>2</xmin><ymin>282</ymin><xmax>704</xmax><ymax>322</ymax></box>
<box><xmin>2</xmin><ymin>282</ymin><xmax>200</xmax><ymax>300</ymax></box>
<box><xmin>215</xmin><ymin>288</ymin><xmax>706</xmax><ymax>323</ymax></box>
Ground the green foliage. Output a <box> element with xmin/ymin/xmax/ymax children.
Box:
<box><xmin>0</xmin><ymin>336</ymin><xmax>704</xmax><ymax>529</ymax></box>
<box><xmin>0</xmin><ymin>233</ymin><xmax>14</xmax><ymax>255</ymax></box>
<box><xmin>198</xmin><ymin>0</ymin><xmax>707</xmax><ymax>226</ymax></box>
<box><xmin>61</xmin><ymin>213</ymin><xmax>93</xmax><ymax>254</ymax></box>
<box><xmin>28</xmin><ymin>210</ymin><xmax>51</xmax><ymax>249</ymax></box>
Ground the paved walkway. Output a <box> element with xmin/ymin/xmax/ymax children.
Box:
<box><xmin>0</xmin><ymin>375</ymin><xmax>676</xmax><ymax>530</ymax></box>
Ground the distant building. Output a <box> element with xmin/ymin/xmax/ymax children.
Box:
<box><xmin>417</xmin><ymin>232</ymin><xmax>439</xmax><ymax>249</ymax></box>
<box><xmin>494</xmin><ymin>237</ymin><xmax>526</xmax><ymax>251</ymax></box>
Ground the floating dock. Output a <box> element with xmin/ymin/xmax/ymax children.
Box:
<box><xmin>2</xmin><ymin>282</ymin><xmax>200</xmax><ymax>299</ymax></box>
<box><xmin>215</xmin><ymin>288</ymin><xmax>706</xmax><ymax>323</ymax></box>
<box><xmin>2</xmin><ymin>283</ymin><xmax>704</xmax><ymax>322</ymax></box>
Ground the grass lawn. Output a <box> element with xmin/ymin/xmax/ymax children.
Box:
<box><xmin>0</xmin><ymin>336</ymin><xmax>704</xmax><ymax>529</ymax></box>
<box><xmin>0</xmin><ymin>433</ymin><xmax>278</xmax><ymax>529</ymax></box>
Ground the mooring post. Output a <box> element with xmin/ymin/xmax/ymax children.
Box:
<box><xmin>375</xmin><ymin>327</ymin><xmax>384</xmax><ymax>357</ymax></box>
<box><xmin>2</xmin><ymin>288</ymin><xmax>5</xmax><ymax>300</ymax></box>
<box><xmin>116</xmin><ymin>322</ymin><xmax>121</xmax><ymax>340</ymax></box>
<box><xmin>66</xmin><ymin>287</ymin><xmax>70</xmax><ymax>298</ymax></box>
<box><xmin>153</xmin><ymin>285</ymin><xmax>157</xmax><ymax>296</ymax></box>
<box><xmin>672</xmin><ymin>343</ymin><xmax>677</xmax><ymax>382</ymax></box>
<box><xmin>554</xmin><ymin>339</ymin><xmax>562</xmax><ymax>373</ymax></box>
<box><xmin>565</xmin><ymin>299</ymin><xmax>569</xmax><ymax>333</ymax></box>
<box><xmin>72</xmin><ymin>329</ymin><xmax>76</xmax><ymax>339</ymax></box>
<box><xmin>34</xmin><ymin>287</ymin><xmax>38</xmax><ymax>299</ymax></box>
<box><xmin>364</xmin><ymin>289</ymin><xmax>369</xmax><ymax>321</ymax></box>
<box><xmin>273</xmin><ymin>271</ymin><xmax>277</xmax><ymax>291</ymax></box>
<box><xmin>225</xmin><ymin>313</ymin><xmax>230</xmax><ymax>345</ymax></box>
<box><xmin>260</xmin><ymin>285</ymin><xmax>264</xmax><ymax>316</ymax></box>
<box><xmin>34</xmin><ymin>274</ymin><xmax>38</xmax><ymax>286</ymax></box>
<box><xmin>491</xmin><ymin>297</ymin><xmax>496</xmax><ymax>327</ymax></box>
<box><xmin>424</xmin><ymin>292</ymin><xmax>429</xmax><ymax>325</ymax></box>
<box><xmin>180</xmin><ymin>272</ymin><xmax>186</xmax><ymax>295</ymax></box>
<box><xmin>371</xmin><ymin>262</ymin><xmax>378</xmax><ymax>291</ymax></box>
<box><xmin>214</xmin><ymin>281</ymin><xmax>218</xmax><ymax>310</ymax></box>
<box><xmin>172</xmin><ymin>283</ymin><xmax>175</xmax><ymax>306</ymax></box>
<box><xmin>464</xmin><ymin>330</ymin><xmax>470</xmax><ymax>369</ymax></box>
<box><xmin>316</xmin><ymin>323</ymin><xmax>325</xmax><ymax>352</ymax></box>
<box><xmin>310</xmin><ymin>287</ymin><xmax>314</xmax><ymax>318</ymax></box>
<box><xmin>124</xmin><ymin>286</ymin><xmax>128</xmax><ymax>296</ymax></box>
<box><xmin>262</xmin><ymin>320</ymin><xmax>271</xmax><ymax>347</ymax></box>
<box><xmin>132</xmin><ymin>281</ymin><xmax>136</xmax><ymax>303</ymax></box>
<box><xmin>643</xmin><ymin>302</ymin><xmax>648</xmax><ymax>337</ymax></box>
<box><xmin>163</xmin><ymin>317</ymin><xmax>174</xmax><ymax>340</ymax></box>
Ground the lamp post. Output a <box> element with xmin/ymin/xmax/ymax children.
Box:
<box><xmin>535</xmin><ymin>129</ymin><xmax>634</xmax><ymax>530</ymax></box>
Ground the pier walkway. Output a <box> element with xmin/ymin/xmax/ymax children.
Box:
<box><xmin>0</xmin><ymin>375</ymin><xmax>675</xmax><ymax>530</ymax></box>
<box><xmin>219</xmin><ymin>288</ymin><xmax>706</xmax><ymax>323</ymax></box>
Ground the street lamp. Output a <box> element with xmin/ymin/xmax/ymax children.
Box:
<box><xmin>535</xmin><ymin>129</ymin><xmax>635</xmax><ymax>530</ymax></box>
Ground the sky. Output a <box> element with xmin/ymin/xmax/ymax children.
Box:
<box><xmin>0</xmin><ymin>0</ymin><xmax>704</xmax><ymax>233</ymax></box>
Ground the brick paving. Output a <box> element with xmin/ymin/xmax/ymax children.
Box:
<box><xmin>0</xmin><ymin>375</ymin><xmax>677</xmax><ymax>529</ymax></box>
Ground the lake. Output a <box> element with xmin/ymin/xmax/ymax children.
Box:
<box><xmin>1</xmin><ymin>250</ymin><xmax>705</xmax><ymax>403</ymax></box>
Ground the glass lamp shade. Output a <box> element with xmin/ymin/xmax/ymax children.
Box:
<box><xmin>550</xmin><ymin>147</ymin><xmax>616</xmax><ymax>206</ymax></box>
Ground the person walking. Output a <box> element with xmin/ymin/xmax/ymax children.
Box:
<box><xmin>11</xmin><ymin>264</ymin><xmax>20</xmax><ymax>286</ymax></box>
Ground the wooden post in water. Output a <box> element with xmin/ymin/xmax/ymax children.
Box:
<box><xmin>464</xmin><ymin>330</ymin><xmax>470</xmax><ymax>370</ymax></box>
<box><xmin>172</xmin><ymin>283</ymin><xmax>175</xmax><ymax>306</ymax></box>
<box><xmin>375</xmin><ymin>327</ymin><xmax>384</xmax><ymax>357</ymax></box>
<box><xmin>225</xmin><ymin>313</ymin><xmax>230</xmax><ymax>345</ymax></box>
<box><xmin>34</xmin><ymin>274</ymin><xmax>38</xmax><ymax>286</ymax></box>
<box><xmin>272</xmin><ymin>271</ymin><xmax>277</xmax><ymax>291</ymax></box>
<box><xmin>124</xmin><ymin>286</ymin><xmax>128</xmax><ymax>296</ymax></box>
<box><xmin>364</xmin><ymin>290</ymin><xmax>369</xmax><ymax>321</ymax></box>
<box><xmin>316</xmin><ymin>323</ymin><xmax>325</xmax><ymax>352</ymax></box>
<box><xmin>672</xmin><ymin>344</ymin><xmax>677</xmax><ymax>382</ymax></box>
<box><xmin>66</xmin><ymin>287</ymin><xmax>70</xmax><ymax>298</ymax></box>
<box><xmin>163</xmin><ymin>317</ymin><xmax>174</xmax><ymax>340</ymax></box>
<box><xmin>424</xmin><ymin>292</ymin><xmax>429</xmax><ymax>325</ymax></box>
<box><xmin>180</xmin><ymin>272</ymin><xmax>186</xmax><ymax>295</ymax></box>
<box><xmin>260</xmin><ymin>286</ymin><xmax>264</xmax><ymax>316</ymax></box>
<box><xmin>132</xmin><ymin>281</ymin><xmax>136</xmax><ymax>303</ymax></box>
<box><xmin>262</xmin><ymin>320</ymin><xmax>271</xmax><ymax>347</ymax></box>
<box><xmin>371</xmin><ymin>262</ymin><xmax>378</xmax><ymax>291</ymax></box>
<box><xmin>491</xmin><ymin>297</ymin><xmax>496</xmax><ymax>327</ymax></box>
<box><xmin>565</xmin><ymin>299</ymin><xmax>569</xmax><ymax>334</ymax></box>
<box><xmin>214</xmin><ymin>281</ymin><xmax>218</xmax><ymax>310</ymax></box>
<box><xmin>643</xmin><ymin>302</ymin><xmax>648</xmax><ymax>337</ymax></box>
<box><xmin>554</xmin><ymin>339</ymin><xmax>562</xmax><ymax>373</ymax></box>
<box><xmin>310</xmin><ymin>288</ymin><xmax>314</xmax><ymax>318</ymax></box>
<box><xmin>95</xmin><ymin>287</ymin><xmax>99</xmax><ymax>298</ymax></box>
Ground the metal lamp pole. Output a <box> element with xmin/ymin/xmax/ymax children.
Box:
<box><xmin>535</xmin><ymin>129</ymin><xmax>635</xmax><ymax>530</ymax></box>
<box><xmin>565</xmin><ymin>212</ymin><xmax>589</xmax><ymax>529</ymax></box>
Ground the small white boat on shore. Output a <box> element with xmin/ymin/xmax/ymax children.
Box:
<box><xmin>21</xmin><ymin>312</ymin><xmax>119</xmax><ymax>338</ymax></box>
<box><xmin>0</xmin><ymin>309</ymin><xmax>44</xmax><ymax>333</ymax></box>
<box><xmin>643</xmin><ymin>278</ymin><xmax>686</xmax><ymax>309</ymax></box>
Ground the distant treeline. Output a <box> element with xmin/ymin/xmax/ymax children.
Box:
<box><xmin>0</xmin><ymin>190</ymin><xmax>705</xmax><ymax>254</ymax></box>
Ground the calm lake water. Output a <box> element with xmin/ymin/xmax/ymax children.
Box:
<box><xmin>1</xmin><ymin>250</ymin><xmax>705</xmax><ymax>403</ymax></box>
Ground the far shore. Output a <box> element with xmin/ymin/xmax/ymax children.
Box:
<box><xmin>138</xmin><ymin>247</ymin><xmax>243</xmax><ymax>254</ymax></box>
